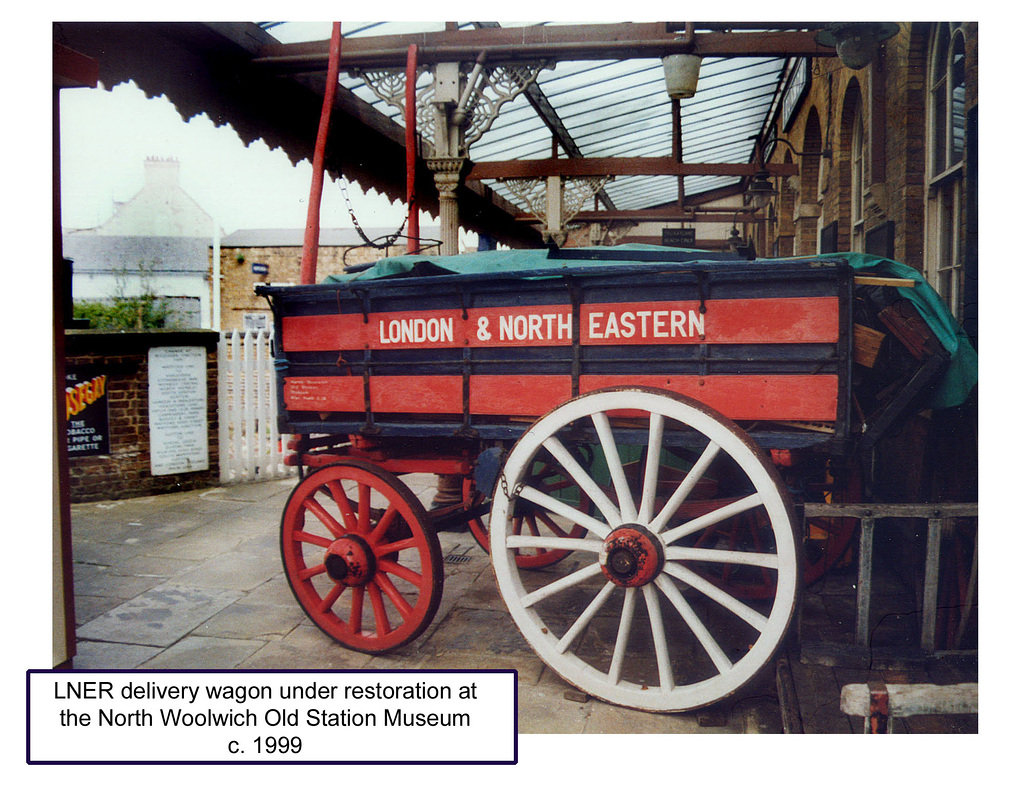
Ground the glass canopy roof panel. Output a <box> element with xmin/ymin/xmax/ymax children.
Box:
<box><xmin>263</xmin><ymin>22</ymin><xmax>791</xmax><ymax>213</ymax></box>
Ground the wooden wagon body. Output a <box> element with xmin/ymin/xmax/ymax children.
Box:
<box><xmin>264</xmin><ymin>248</ymin><xmax>854</xmax><ymax>452</ymax></box>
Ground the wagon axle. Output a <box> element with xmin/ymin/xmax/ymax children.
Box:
<box><xmin>600</xmin><ymin>525</ymin><xmax>664</xmax><ymax>587</ymax></box>
<box><xmin>324</xmin><ymin>535</ymin><xmax>376</xmax><ymax>586</ymax></box>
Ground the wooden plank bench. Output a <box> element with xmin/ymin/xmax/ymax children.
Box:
<box><xmin>840</xmin><ymin>682</ymin><xmax>978</xmax><ymax>733</ymax></box>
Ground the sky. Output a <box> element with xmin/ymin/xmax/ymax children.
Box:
<box><xmin>58</xmin><ymin>80</ymin><xmax>416</xmax><ymax>238</ymax></box>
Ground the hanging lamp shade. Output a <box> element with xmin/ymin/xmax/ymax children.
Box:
<box><xmin>815</xmin><ymin>22</ymin><xmax>900</xmax><ymax>70</ymax></box>
<box><xmin>747</xmin><ymin>170</ymin><xmax>777</xmax><ymax>207</ymax></box>
<box><xmin>662</xmin><ymin>54</ymin><xmax>703</xmax><ymax>99</ymax></box>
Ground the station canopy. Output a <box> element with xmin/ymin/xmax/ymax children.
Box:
<box><xmin>56</xmin><ymin>21</ymin><xmax>833</xmax><ymax>245</ymax></box>
<box><xmin>263</xmin><ymin>21</ymin><xmax>792</xmax><ymax>213</ymax></box>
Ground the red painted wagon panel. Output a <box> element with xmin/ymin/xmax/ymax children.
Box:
<box><xmin>261</xmin><ymin>254</ymin><xmax>853</xmax><ymax>444</ymax></box>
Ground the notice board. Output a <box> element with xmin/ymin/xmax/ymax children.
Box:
<box><xmin>148</xmin><ymin>346</ymin><xmax>209</xmax><ymax>476</ymax></box>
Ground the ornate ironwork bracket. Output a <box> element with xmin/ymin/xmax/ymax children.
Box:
<box><xmin>461</xmin><ymin>62</ymin><xmax>550</xmax><ymax>147</ymax></box>
<box><xmin>355</xmin><ymin>60</ymin><xmax>550</xmax><ymax>152</ymax></box>
<box><xmin>503</xmin><ymin>175</ymin><xmax>612</xmax><ymax>246</ymax></box>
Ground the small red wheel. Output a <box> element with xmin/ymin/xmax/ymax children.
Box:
<box><xmin>801</xmin><ymin>464</ymin><xmax>860</xmax><ymax>589</ymax></box>
<box><xmin>686</xmin><ymin>465</ymin><xmax>861</xmax><ymax>600</ymax></box>
<box><xmin>281</xmin><ymin>460</ymin><xmax>443</xmax><ymax>653</ymax></box>
<box><xmin>466</xmin><ymin>463</ymin><xmax>586</xmax><ymax>569</ymax></box>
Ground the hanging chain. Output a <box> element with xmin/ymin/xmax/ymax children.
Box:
<box><xmin>337</xmin><ymin>176</ymin><xmax>409</xmax><ymax>249</ymax></box>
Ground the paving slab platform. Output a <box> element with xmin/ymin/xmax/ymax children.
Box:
<box><xmin>69</xmin><ymin>474</ymin><xmax>976</xmax><ymax>736</ymax></box>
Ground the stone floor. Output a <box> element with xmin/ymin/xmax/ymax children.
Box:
<box><xmin>69</xmin><ymin>473</ymin><xmax>977</xmax><ymax>736</ymax></box>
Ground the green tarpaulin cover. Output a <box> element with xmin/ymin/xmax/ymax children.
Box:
<box><xmin>323</xmin><ymin>245</ymin><xmax>977</xmax><ymax>410</ymax></box>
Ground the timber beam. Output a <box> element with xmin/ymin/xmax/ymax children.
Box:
<box><xmin>566</xmin><ymin>209</ymin><xmax>764</xmax><ymax>224</ymax></box>
<box><xmin>467</xmin><ymin>157</ymin><xmax>798</xmax><ymax>180</ymax></box>
<box><xmin>253</xmin><ymin>24</ymin><xmax>834</xmax><ymax>70</ymax></box>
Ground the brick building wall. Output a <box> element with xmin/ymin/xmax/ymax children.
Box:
<box><xmin>64</xmin><ymin>331</ymin><xmax>220</xmax><ymax>502</ymax></box>
<box><xmin>212</xmin><ymin>230</ymin><xmax>438</xmax><ymax>333</ymax></box>
<box><xmin>762</xmin><ymin>22</ymin><xmax>978</xmax><ymax>290</ymax></box>
<box><xmin>759</xmin><ymin>23</ymin><xmax>979</xmax><ymax>503</ymax></box>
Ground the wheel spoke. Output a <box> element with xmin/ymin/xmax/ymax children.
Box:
<box><xmin>292</xmin><ymin>531</ymin><xmax>332</xmax><ymax>548</ymax></box>
<box><xmin>608</xmin><ymin>587</ymin><xmax>637</xmax><ymax>685</ymax></box>
<box><xmin>349</xmin><ymin>586</ymin><xmax>365</xmax><ymax>635</ymax></box>
<box><xmin>557</xmin><ymin>581</ymin><xmax>617</xmax><ymax>653</ymax></box>
<box><xmin>649</xmin><ymin>441</ymin><xmax>722</xmax><ymax>533</ymax></box>
<box><xmin>367</xmin><ymin>583</ymin><xmax>391</xmax><ymax>636</ymax></box>
<box><xmin>298</xmin><ymin>563</ymin><xmax>327</xmax><ymax>580</ymax></box>
<box><xmin>301</xmin><ymin>497</ymin><xmax>346</xmax><ymax>538</ymax></box>
<box><xmin>374</xmin><ymin>572</ymin><xmax>414</xmax><ymax>621</ymax></box>
<box><xmin>642</xmin><ymin>585</ymin><xmax>675</xmax><ymax>692</ymax></box>
<box><xmin>506</xmin><ymin>534</ymin><xmax>602</xmax><ymax>553</ymax></box>
<box><xmin>638</xmin><ymin>413</ymin><xmax>665</xmax><ymax>524</ymax></box>
<box><xmin>662</xmin><ymin>563</ymin><xmax>769</xmax><ymax>631</ymax></box>
<box><xmin>665</xmin><ymin>545</ymin><xmax>779</xmax><ymax>570</ymax></box>
<box><xmin>655</xmin><ymin>575</ymin><xmax>733</xmax><ymax>675</ymax></box>
<box><xmin>378</xmin><ymin>559</ymin><xmax>425</xmax><ymax>589</ymax></box>
<box><xmin>592</xmin><ymin>411</ymin><xmax>638</xmax><ymax>522</ymax></box>
<box><xmin>357</xmin><ymin>483</ymin><xmax>371</xmax><ymax>534</ymax></box>
<box><xmin>325</xmin><ymin>480</ymin><xmax>358</xmax><ymax>530</ymax></box>
<box><xmin>660</xmin><ymin>493</ymin><xmax>763</xmax><ymax>545</ymax></box>
<box><xmin>520</xmin><ymin>561</ymin><xmax>603</xmax><ymax>608</ymax></box>
<box><xmin>375</xmin><ymin>536</ymin><xmax>418</xmax><ymax>556</ymax></box>
<box><xmin>319</xmin><ymin>582</ymin><xmax>344</xmax><ymax>614</ymax></box>
<box><xmin>368</xmin><ymin>505</ymin><xmax>398</xmax><ymax>543</ymax></box>
<box><xmin>517</xmin><ymin>484</ymin><xmax>612</xmax><ymax>538</ymax></box>
<box><xmin>542</xmin><ymin>436</ymin><xmax>622</xmax><ymax>527</ymax></box>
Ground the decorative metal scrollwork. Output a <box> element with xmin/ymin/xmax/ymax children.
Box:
<box><xmin>462</xmin><ymin>63</ymin><xmax>550</xmax><ymax>147</ymax></box>
<box><xmin>355</xmin><ymin>61</ymin><xmax>549</xmax><ymax>152</ymax></box>
<box><xmin>502</xmin><ymin>175</ymin><xmax>612</xmax><ymax>246</ymax></box>
<box><xmin>354</xmin><ymin>68</ymin><xmax>437</xmax><ymax>141</ymax></box>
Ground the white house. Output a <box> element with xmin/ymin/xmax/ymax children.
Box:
<box><xmin>63</xmin><ymin>157</ymin><xmax>218</xmax><ymax>329</ymax></box>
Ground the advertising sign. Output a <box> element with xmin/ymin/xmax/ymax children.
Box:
<box><xmin>65</xmin><ymin>364</ymin><xmax>109</xmax><ymax>457</ymax></box>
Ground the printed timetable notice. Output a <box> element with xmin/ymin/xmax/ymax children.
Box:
<box><xmin>28</xmin><ymin>670</ymin><xmax>517</xmax><ymax>764</ymax></box>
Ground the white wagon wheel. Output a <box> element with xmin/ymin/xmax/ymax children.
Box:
<box><xmin>489</xmin><ymin>387</ymin><xmax>799</xmax><ymax>712</ymax></box>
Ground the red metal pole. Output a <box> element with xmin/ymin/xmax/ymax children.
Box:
<box><xmin>300</xmin><ymin>22</ymin><xmax>342</xmax><ymax>285</ymax></box>
<box><xmin>405</xmin><ymin>44</ymin><xmax>420</xmax><ymax>254</ymax></box>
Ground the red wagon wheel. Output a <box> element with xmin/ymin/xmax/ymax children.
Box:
<box><xmin>466</xmin><ymin>462</ymin><xmax>587</xmax><ymax>569</ymax></box>
<box><xmin>281</xmin><ymin>460</ymin><xmax>443</xmax><ymax>653</ymax></box>
<box><xmin>685</xmin><ymin>463</ymin><xmax>861</xmax><ymax>600</ymax></box>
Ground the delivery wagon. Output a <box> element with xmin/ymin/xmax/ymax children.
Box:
<box><xmin>257</xmin><ymin>244</ymin><xmax>969</xmax><ymax>712</ymax></box>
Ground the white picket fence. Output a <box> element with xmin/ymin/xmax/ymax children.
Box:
<box><xmin>217</xmin><ymin>328</ymin><xmax>295</xmax><ymax>483</ymax></box>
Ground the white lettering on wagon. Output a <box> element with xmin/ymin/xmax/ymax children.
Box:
<box><xmin>587</xmin><ymin>308</ymin><xmax>704</xmax><ymax>340</ymax></box>
<box><xmin>499</xmin><ymin>312</ymin><xmax>572</xmax><ymax>342</ymax></box>
<box><xmin>378</xmin><ymin>316</ymin><xmax>454</xmax><ymax>345</ymax></box>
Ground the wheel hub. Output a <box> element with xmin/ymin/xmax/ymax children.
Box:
<box><xmin>324</xmin><ymin>534</ymin><xmax>376</xmax><ymax>586</ymax></box>
<box><xmin>599</xmin><ymin>525</ymin><xmax>664</xmax><ymax>587</ymax></box>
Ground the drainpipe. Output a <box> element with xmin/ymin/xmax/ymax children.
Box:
<box><xmin>452</xmin><ymin>51</ymin><xmax>487</xmax><ymax>127</ymax></box>
<box><xmin>406</xmin><ymin>44</ymin><xmax>420</xmax><ymax>254</ymax></box>
<box><xmin>212</xmin><ymin>218</ymin><xmax>221</xmax><ymax>331</ymax></box>
<box><xmin>300</xmin><ymin>21</ymin><xmax>342</xmax><ymax>285</ymax></box>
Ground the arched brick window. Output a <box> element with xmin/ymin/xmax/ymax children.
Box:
<box><xmin>838</xmin><ymin>80</ymin><xmax>865</xmax><ymax>253</ymax></box>
<box><xmin>925</xmin><ymin>23</ymin><xmax>967</xmax><ymax>318</ymax></box>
